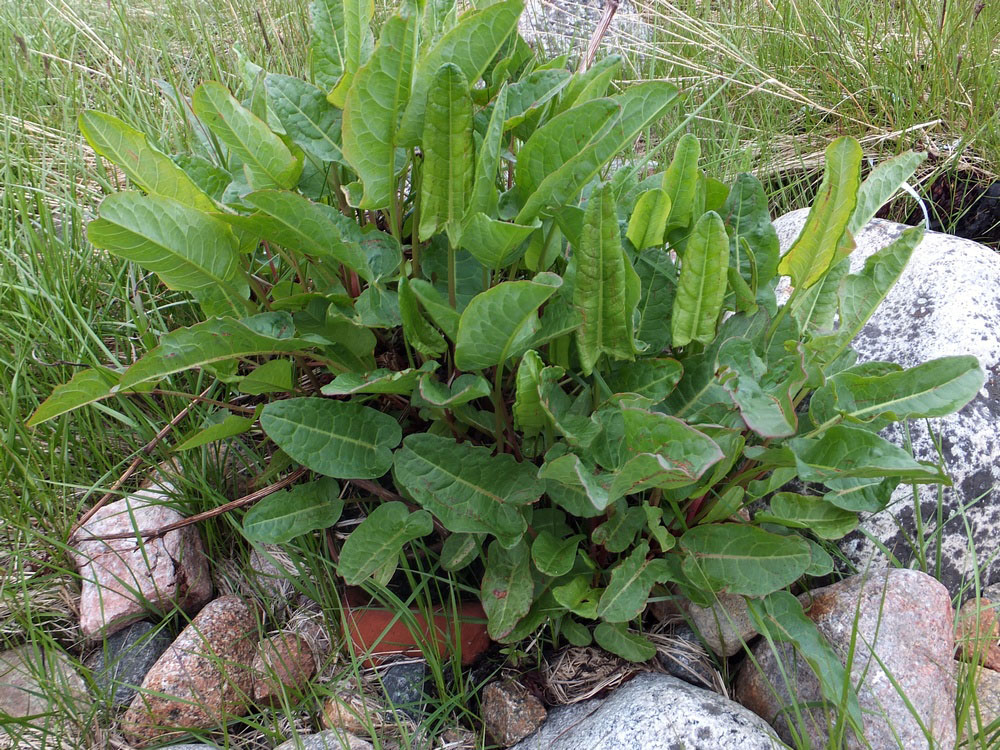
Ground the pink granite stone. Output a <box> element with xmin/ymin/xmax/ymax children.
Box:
<box><xmin>71</xmin><ymin>486</ymin><xmax>212</xmax><ymax>639</ymax></box>
<box><xmin>121</xmin><ymin>595</ymin><xmax>257</xmax><ymax>746</ymax></box>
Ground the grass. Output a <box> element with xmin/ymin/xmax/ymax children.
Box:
<box><xmin>1</xmin><ymin>0</ymin><xmax>999</xmax><ymax>748</ymax></box>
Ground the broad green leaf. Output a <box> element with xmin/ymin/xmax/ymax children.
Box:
<box><xmin>531</xmin><ymin>531</ymin><xmax>582</xmax><ymax>577</ymax></box>
<box><xmin>454</xmin><ymin>272</ymin><xmax>562</xmax><ymax>370</ymax></box>
<box><xmin>420</xmin><ymin>0</ymin><xmax>458</xmax><ymax>44</ymax></box>
<box><xmin>237</xmin><ymin>359</ymin><xmax>294</xmax><ymax>395</ymax></box>
<box><xmin>513</xmin><ymin>349</ymin><xmax>548</xmax><ymax>439</ymax></box>
<box><xmin>574</xmin><ymin>183</ymin><xmax>640</xmax><ymax>374</ymax></box>
<box><xmin>468</xmin><ymin>85</ymin><xmax>507</xmax><ymax>218</ymax></box>
<box><xmin>28</xmin><ymin>367</ymin><xmax>126</xmax><ymax>427</ymax></box>
<box><xmin>791</xmin><ymin>258</ymin><xmax>849</xmax><ymax>334</ymax></box>
<box><xmin>626</xmin><ymin>188</ymin><xmax>671</xmax><ymax>250</ymax></box>
<box><xmin>607</xmin><ymin>358</ymin><xmax>682</xmax><ymax>403</ymax></box>
<box><xmin>482</xmin><ymin>539</ymin><xmax>533</xmax><ymax>640</ymax></box>
<box><xmin>756</xmin><ymin>492</ymin><xmax>859</xmax><ymax>540</ymax></box>
<box><xmin>399</xmin><ymin>277</ymin><xmax>448</xmax><ymax>356</ymax></box>
<box><xmin>260</xmin><ymin>398</ymin><xmax>401</xmax><ymax>478</ymax></box>
<box><xmin>818</xmin><ymin>355</ymin><xmax>983</xmax><ymax>423</ymax></box>
<box><xmin>243</xmin><ymin>478</ymin><xmax>343</xmax><ymax>544</ymax></box>
<box><xmin>680</xmin><ymin>524</ymin><xmax>812</xmax><ymax>597</ymax></box>
<box><xmin>540</xmin><ymin>450</ymin><xmax>612</xmax><ymax>513</ymax></box>
<box><xmin>393</xmin><ymin>433</ymin><xmax>542</xmax><ymax>547</ymax></box>
<box><xmin>670</xmin><ymin>210</ymin><xmax>729</xmax><ymax>347</ymax></box>
<box><xmin>789</xmin><ymin>424</ymin><xmax>949</xmax><ymax>485</ymax></box>
<box><xmin>808</xmin><ymin>226</ymin><xmax>923</xmax><ymax>365</ymax></box>
<box><xmin>326</xmin><ymin>0</ymin><xmax>375</xmax><ymax>106</ymax></box>
<box><xmin>193</xmin><ymin>81</ymin><xmax>302</xmax><ymax>190</ymax></box>
<box><xmin>537</xmin><ymin>369</ymin><xmax>601</xmax><ymax>448</ymax></box>
<box><xmin>849</xmin><ymin>151</ymin><xmax>926</xmax><ymax>235</ymax></box>
<box><xmin>561</xmin><ymin>619</ymin><xmax>593</xmax><ymax>647</ymax></box>
<box><xmin>597</xmin><ymin>542</ymin><xmax>671</xmax><ymax>622</ymax></box>
<box><xmin>553</xmin><ymin>575</ymin><xmax>601</xmax><ymax>619</ymax></box>
<box><xmin>174</xmin><ymin>413</ymin><xmax>254</xmax><ymax>451</ymax></box>
<box><xmin>517</xmin><ymin>82</ymin><xmax>680</xmax><ymax>223</ymax></box>
<box><xmin>421</xmin><ymin>241</ymin><xmax>486</xmax><ymax>309</ymax></box>
<box><xmin>607</xmin><ymin>408</ymin><xmax>724</xmax><ymax>498</ymax></box>
<box><xmin>722</xmin><ymin>173</ymin><xmax>779</xmax><ymax>285</ymax></box>
<box><xmin>340</xmin><ymin>9</ymin><xmax>417</xmax><ymax>208</ymax></box>
<box><xmin>460</xmin><ymin>213</ymin><xmax>535</xmax><ymax>270</ymax></box>
<box><xmin>747</xmin><ymin>591</ymin><xmax>864</xmax><ymax>731</ymax></box>
<box><xmin>321</xmin><ymin>362</ymin><xmax>436</xmax><ymax>395</ymax></box>
<box><xmin>173</xmin><ymin>154</ymin><xmax>230</xmax><ymax>201</ymax></box>
<box><xmin>697</xmin><ymin>486</ymin><xmax>745</xmax><ymax>525</ymax></box>
<box><xmin>513</xmin><ymin>98</ymin><xmax>618</xmax><ymax>208</ymax></box>
<box><xmin>408</xmin><ymin>278</ymin><xmax>461</xmax><ymax>340</ymax></box>
<box><xmin>119</xmin><ymin>313</ymin><xmax>311</xmax><ymax>388</ymax></box>
<box><xmin>717</xmin><ymin>338</ymin><xmax>797</xmax><ymax>438</ymax></box>
<box><xmin>557</xmin><ymin>54</ymin><xmax>621</xmax><ymax>112</ymax></box>
<box><xmin>356</xmin><ymin>285</ymin><xmax>401</xmax><ymax>328</ymax></box>
<box><xmin>804</xmin><ymin>539</ymin><xmax>835</xmax><ymax>577</ymax></box>
<box><xmin>310</xmin><ymin>0</ymin><xmax>347</xmax><ymax>91</ymax></box>
<box><xmin>661</xmin><ymin>133</ymin><xmax>700</xmax><ymax>230</ymax></box>
<box><xmin>593</xmin><ymin>623</ymin><xmax>657</xmax><ymax>662</ymax></box>
<box><xmin>338</xmin><ymin>502</ymin><xmax>433</xmax><ymax>585</ymax></box>
<box><xmin>79</xmin><ymin>111</ymin><xmax>215</xmax><ymax>211</ymax></box>
<box><xmin>296</xmin><ymin>307</ymin><xmax>377</xmax><ymax>372</ymax></box>
<box><xmin>415</xmin><ymin>373</ymin><xmax>490</xmax><ymax>407</ymax></box>
<box><xmin>635</xmin><ymin>251</ymin><xmax>677</xmax><ymax>353</ymax></box>
<box><xmin>419</xmin><ymin>63</ymin><xmax>474</xmax><ymax>242</ymax></box>
<box><xmin>440</xmin><ymin>532</ymin><xmax>481</xmax><ymax>571</ymax></box>
<box><xmin>241</xmin><ymin>190</ymin><xmax>370</xmax><ymax>278</ymax></box>
<box><xmin>265</xmin><ymin>74</ymin><xmax>346</xmax><ymax>164</ymax></box>
<box><xmin>502</xmin><ymin>68</ymin><xmax>571</xmax><ymax>130</ymax></box>
<box><xmin>397</xmin><ymin>0</ymin><xmax>524</xmax><ymax>146</ymax></box>
<box><xmin>778</xmin><ymin>137</ymin><xmax>863</xmax><ymax>290</ymax></box>
<box><xmin>88</xmin><ymin>192</ymin><xmax>242</xmax><ymax>295</ymax></box>
<box><xmin>592</xmin><ymin>503</ymin><xmax>646</xmax><ymax>553</ymax></box>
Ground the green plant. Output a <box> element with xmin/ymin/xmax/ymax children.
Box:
<box><xmin>30</xmin><ymin>0</ymin><xmax>984</xmax><ymax>729</ymax></box>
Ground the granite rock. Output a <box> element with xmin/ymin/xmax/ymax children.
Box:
<box><xmin>684</xmin><ymin>592</ymin><xmax>758</xmax><ymax>657</ymax></box>
<box><xmin>774</xmin><ymin>209</ymin><xmax>1000</xmax><ymax>594</ymax></box>
<box><xmin>0</xmin><ymin>643</ymin><xmax>89</xmax><ymax>721</ymax></box>
<box><xmin>274</xmin><ymin>730</ymin><xmax>373</xmax><ymax>750</ymax></box>
<box><xmin>482</xmin><ymin>680</ymin><xmax>547</xmax><ymax>747</ymax></box>
<box><xmin>85</xmin><ymin>619</ymin><xmax>173</xmax><ymax>705</ymax></box>
<box><xmin>121</xmin><ymin>595</ymin><xmax>256</xmax><ymax>746</ymax></box>
<box><xmin>736</xmin><ymin>568</ymin><xmax>956</xmax><ymax>749</ymax></box>
<box><xmin>511</xmin><ymin>672</ymin><xmax>787</xmax><ymax>750</ymax></box>
<box><xmin>71</xmin><ymin>486</ymin><xmax>212</xmax><ymax>639</ymax></box>
<box><xmin>321</xmin><ymin>692</ymin><xmax>383</xmax><ymax>736</ymax></box>
<box><xmin>955</xmin><ymin>598</ymin><xmax>1000</xmax><ymax>670</ymax></box>
<box><xmin>969</xmin><ymin>664</ymin><xmax>1000</xmax><ymax>732</ymax></box>
<box><xmin>251</xmin><ymin>632</ymin><xmax>316</xmax><ymax>703</ymax></box>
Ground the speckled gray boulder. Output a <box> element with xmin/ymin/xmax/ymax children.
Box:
<box><xmin>519</xmin><ymin>0</ymin><xmax>651</xmax><ymax>58</ymax></box>
<box><xmin>775</xmin><ymin>209</ymin><xmax>1000</xmax><ymax>594</ymax></box>
<box><xmin>510</xmin><ymin>672</ymin><xmax>788</xmax><ymax>750</ymax></box>
<box><xmin>86</xmin><ymin>620</ymin><xmax>173</xmax><ymax>705</ymax></box>
<box><xmin>274</xmin><ymin>730</ymin><xmax>373</xmax><ymax>750</ymax></box>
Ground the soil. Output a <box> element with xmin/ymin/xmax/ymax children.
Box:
<box><xmin>890</xmin><ymin>174</ymin><xmax>1000</xmax><ymax>251</ymax></box>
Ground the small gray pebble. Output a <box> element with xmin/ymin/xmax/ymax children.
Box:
<box><xmin>379</xmin><ymin>660</ymin><xmax>427</xmax><ymax>718</ymax></box>
<box><xmin>656</xmin><ymin>624</ymin><xmax>719</xmax><ymax>690</ymax></box>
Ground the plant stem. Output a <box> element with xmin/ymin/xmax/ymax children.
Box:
<box><xmin>448</xmin><ymin>240</ymin><xmax>457</xmax><ymax>308</ymax></box>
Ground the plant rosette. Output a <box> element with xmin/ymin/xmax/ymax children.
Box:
<box><xmin>33</xmin><ymin>0</ymin><xmax>984</xmax><ymax>723</ymax></box>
